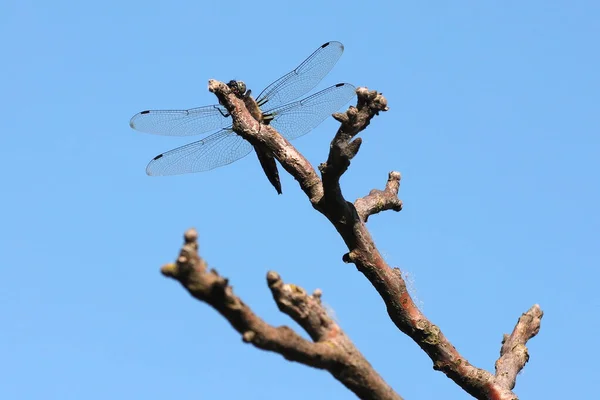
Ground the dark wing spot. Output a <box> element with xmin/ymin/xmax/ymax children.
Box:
<box><xmin>335</xmin><ymin>83</ymin><xmax>344</xmax><ymax>87</ymax></box>
<box><xmin>141</xmin><ymin>110</ymin><xmax>150</xmax><ymax>114</ymax></box>
<box><xmin>321</xmin><ymin>42</ymin><xmax>330</xmax><ymax>48</ymax></box>
<box><xmin>153</xmin><ymin>154</ymin><xmax>164</xmax><ymax>161</ymax></box>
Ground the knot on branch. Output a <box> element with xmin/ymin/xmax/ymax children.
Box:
<box><xmin>160</xmin><ymin>228</ymin><xmax>236</xmax><ymax>307</ymax></box>
<box><xmin>354</xmin><ymin>171</ymin><xmax>403</xmax><ymax>222</ymax></box>
<box><xmin>161</xmin><ymin>228</ymin><xmax>205</xmax><ymax>279</ymax></box>
<box><xmin>342</xmin><ymin>251</ymin><xmax>357</xmax><ymax>264</ymax></box>
<box><xmin>242</xmin><ymin>330</ymin><xmax>256</xmax><ymax>343</ymax></box>
<box><xmin>356</xmin><ymin>87</ymin><xmax>389</xmax><ymax>116</ymax></box>
<box><xmin>268</xmin><ymin>271</ymin><xmax>337</xmax><ymax>342</ymax></box>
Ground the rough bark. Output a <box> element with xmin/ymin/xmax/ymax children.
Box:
<box><xmin>157</xmin><ymin>80</ymin><xmax>543</xmax><ymax>399</ymax></box>
<box><xmin>162</xmin><ymin>229</ymin><xmax>401</xmax><ymax>400</ymax></box>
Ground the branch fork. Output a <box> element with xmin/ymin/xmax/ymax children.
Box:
<box><xmin>162</xmin><ymin>229</ymin><xmax>402</xmax><ymax>400</ymax></box>
<box><xmin>157</xmin><ymin>81</ymin><xmax>543</xmax><ymax>400</ymax></box>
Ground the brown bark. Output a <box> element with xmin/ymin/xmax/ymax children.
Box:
<box><xmin>157</xmin><ymin>80</ymin><xmax>544</xmax><ymax>399</ymax></box>
<box><xmin>161</xmin><ymin>229</ymin><xmax>401</xmax><ymax>400</ymax></box>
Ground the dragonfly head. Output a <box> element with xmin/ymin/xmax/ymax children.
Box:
<box><xmin>227</xmin><ymin>80</ymin><xmax>247</xmax><ymax>98</ymax></box>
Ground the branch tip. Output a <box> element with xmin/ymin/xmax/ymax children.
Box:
<box><xmin>389</xmin><ymin>171</ymin><xmax>401</xmax><ymax>181</ymax></box>
<box><xmin>160</xmin><ymin>263</ymin><xmax>178</xmax><ymax>277</ymax></box>
<box><xmin>267</xmin><ymin>270</ymin><xmax>281</xmax><ymax>286</ymax></box>
<box><xmin>354</xmin><ymin>171</ymin><xmax>403</xmax><ymax>222</ymax></box>
<box><xmin>332</xmin><ymin>111</ymin><xmax>348</xmax><ymax>124</ymax></box>
<box><xmin>207</xmin><ymin>79</ymin><xmax>226</xmax><ymax>93</ymax></box>
<box><xmin>320</xmin><ymin>88</ymin><xmax>389</xmax><ymax>194</ymax></box>
<box><xmin>494</xmin><ymin>304</ymin><xmax>544</xmax><ymax>390</ymax></box>
<box><xmin>184</xmin><ymin>228</ymin><xmax>198</xmax><ymax>243</ymax></box>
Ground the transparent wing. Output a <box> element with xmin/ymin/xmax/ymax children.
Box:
<box><xmin>255</xmin><ymin>41</ymin><xmax>344</xmax><ymax>110</ymax></box>
<box><xmin>129</xmin><ymin>104</ymin><xmax>231</xmax><ymax>136</ymax></box>
<box><xmin>266</xmin><ymin>83</ymin><xmax>356</xmax><ymax>141</ymax></box>
<box><xmin>146</xmin><ymin>129</ymin><xmax>253</xmax><ymax>176</ymax></box>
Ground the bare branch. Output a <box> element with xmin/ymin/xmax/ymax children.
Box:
<box><xmin>354</xmin><ymin>171</ymin><xmax>403</xmax><ymax>222</ymax></box>
<box><xmin>319</xmin><ymin>88</ymin><xmax>389</xmax><ymax>203</ymax></box>
<box><xmin>267</xmin><ymin>272</ymin><xmax>337</xmax><ymax>343</ymax></box>
<box><xmin>495</xmin><ymin>305</ymin><xmax>544</xmax><ymax>390</ymax></box>
<box><xmin>162</xmin><ymin>229</ymin><xmax>402</xmax><ymax>400</ymax></box>
<box><xmin>203</xmin><ymin>80</ymin><xmax>543</xmax><ymax>399</ymax></box>
<box><xmin>208</xmin><ymin>80</ymin><xmax>324</xmax><ymax>203</ymax></box>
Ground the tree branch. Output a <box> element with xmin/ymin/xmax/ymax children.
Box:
<box><xmin>319</xmin><ymin>88</ymin><xmax>389</xmax><ymax>198</ymax></box>
<box><xmin>354</xmin><ymin>171</ymin><xmax>403</xmax><ymax>222</ymax></box>
<box><xmin>162</xmin><ymin>229</ymin><xmax>402</xmax><ymax>400</ymax></box>
<box><xmin>201</xmin><ymin>80</ymin><xmax>543</xmax><ymax>399</ymax></box>
<box><xmin>495</xmin><ymin>304</ymin><xmax>543</xmax><ymax>390</ymax></box>
<box><xmin>208</xmin><ymin>80</ymin><xmax>324</xmax><ymax>203</ymax></box>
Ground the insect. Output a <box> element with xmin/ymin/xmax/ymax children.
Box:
<box><xmin>130</xmin><ymin>41</ymin><xmax>355</xmax><ymax>194</ymax></box>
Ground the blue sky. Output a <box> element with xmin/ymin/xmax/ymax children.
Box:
<box><xmin>1</xmin><ymin>1</ymin><xmax>598</xmax><ymax>399</ymax></box>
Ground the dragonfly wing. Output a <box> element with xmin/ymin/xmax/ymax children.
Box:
<box><xmin>146</xmin><ymin>129</ymin><xmax>253</xmax><ymax>176</ymax></box>
<box><xmin>266</xmin><ymin>83</ymin><xmax>356</xmax><ymax>141</ymax></box>
<box><xmin>255</xmin><ymin>41</ymin><xmax>344</xmax><ymax>110</ymax></box>
<box><xmin>130</xmin><ymin>104</ymin><xmax>231</xmax><ymax>136</ymax></box>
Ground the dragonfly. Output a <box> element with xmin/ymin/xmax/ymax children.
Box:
<box><xmin>130</xmin><ymin>41</ymin><xmax>356</xmax><ymax>194</ymax></box>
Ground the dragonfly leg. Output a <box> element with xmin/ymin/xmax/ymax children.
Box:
<box><xmin>215</xmin><ymin>105</ymin><xmax>230</xmax><ymax>118</ymax></box>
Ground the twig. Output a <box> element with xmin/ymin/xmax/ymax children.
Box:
<box><xmin>354</xmin><ymin>171</ymin><xmax>403</xmax><ymax>222</ymax></box>
<box><xmin>198</xmin><ymin>80</ymin><xmax>544</xmax><ymax>399</ymax></box>
<box><xmin>162</xmin><ymin>229</ymin><xmax>402</xmax><ymax>400</ymax></box>
<box><xmin>495</xmin><ymin>305</ymin><xmax>543</xmax><ymax>389</ymax></box>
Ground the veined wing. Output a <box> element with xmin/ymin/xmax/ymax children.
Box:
<box><xmin>265</xmin><ymin>83</ymin><xmax>356</xmax><ymax>141</ymax></box>
<box><xmin>146</xmin><ymin>129</ymin><xmax>253</xmax><ymax>176</ymax></box>
<box><xmin>255</xmin><ymin>41</ymin><xmax>344</xmax><ymax>110</ymax></box>
<box><xmin>129</xmin><ymin>104</ymin><xmax>230</xmax><ymax>136</ymax></box>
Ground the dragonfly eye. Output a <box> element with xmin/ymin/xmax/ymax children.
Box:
<box><xmin>227</xmin><ymin>80</ymin><xmax>247</xmax><ymax>97</ymax></box>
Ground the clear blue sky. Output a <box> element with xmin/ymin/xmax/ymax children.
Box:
<box><xmin>1</xmin><ymin>1</ymin><xmax>598</xmax><ymax>399</ymax></box>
